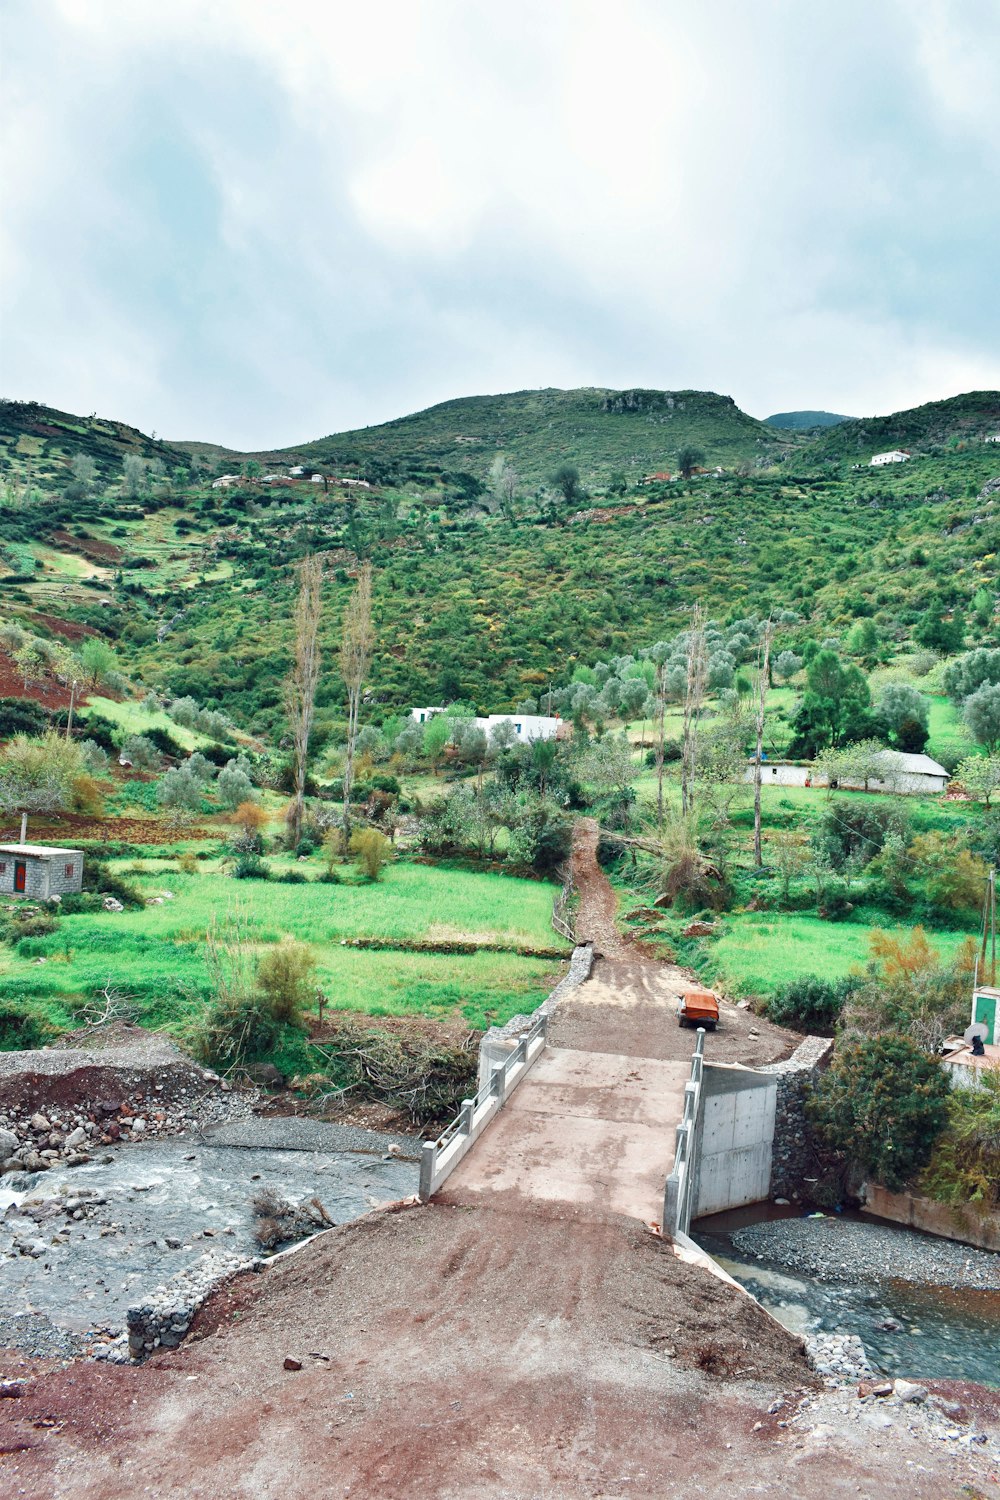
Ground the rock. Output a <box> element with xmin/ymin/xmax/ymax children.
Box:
<box><xmin>247</xmin><ymin>1063</ymin><xmax>284</xmax><ymax>1088</ymax></box>
<box><xmin>30</xmin><ymin>1113</ymin><xmax>51</xmax><ymax>1132</ymax></box>
<box><xmin>858</xmin><ymin>1380</ymin><xmax>893</xmax><ymax>1399</ymax></box>
<box><xmin>0</xmin><ymin>1381</ymin><xmax>25</xmax><ymax>1398</ymax></box>
<box><xmin>64</xmin><ymin>1126</ymin><xmax>87</xmax><ymax>1150</ymax></box>
<box><xmin>131</xmin><ymin>1118</ymin><xmax>147</xmax><ymax>1135</ymax></box>
<box><xmin>893</xmin><ymin>1380</ymin><xmax>928</xmax><ymax>1403</ymax></box>
<box><xmin>682</xmin><ymin>920</ymin><xmax>715</xmax><ymax>937</ymax></box>
<box><xmin>103</xmin><ymin>897</ymin><xmax>125</xmax><ymax>912</ymax></box>
<box><xmin>773</xmin><ymin>1197</ymin><xmax>790</xmax><ymax>1206</ymax></box>
<box><xmin>0</xmin><ymin>1128</ymin><xmax>18</xmax><ymax>1162</ymax></box>
<box><xmin>283</xmin><ymin>1356</ymin><xmax>303</xmax><ymax>1371</ymax></box>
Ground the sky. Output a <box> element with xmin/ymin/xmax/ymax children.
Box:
<box><xmin>1</xmin><ymin>0</ymin><xmax>999</xmax><ymax>449</ymax></box>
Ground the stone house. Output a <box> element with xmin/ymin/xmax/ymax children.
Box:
<box><xmin>0</xmin><ymin>843</ymin><xmax>85</xmax><ymax>900</ymax></box>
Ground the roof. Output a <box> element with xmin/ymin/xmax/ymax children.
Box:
<box><xmin>0</xmin><ymin>843</ymin><xmax>84</xmax><ymax>859</ymax></box>
<box><xmin>894</xmin><ymin>753</ymin><xmax>948</xmax><ymax>776</ymax></box>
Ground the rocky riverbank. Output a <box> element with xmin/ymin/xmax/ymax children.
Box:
<box><xmin>732</xmin><ymin>1214</ymin><xmax>1000</xmax><ymax>1291</ymax></box>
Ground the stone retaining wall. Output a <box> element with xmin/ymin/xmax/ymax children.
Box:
<box><xmin>126</xmin><ymin>1251</ymin><xmax>261</xmax><ymax>1359</ymax></box>
<box><xmin>759</xmin><ymin>1036</ymin><xmax>833</xmax><ymax>1200</ymax></box>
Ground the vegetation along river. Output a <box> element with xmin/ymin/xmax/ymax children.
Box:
<box><xmin>693</xmin><ymin>1206</ymin><xmax>1000</xmax><ymax>1388</ymax></box>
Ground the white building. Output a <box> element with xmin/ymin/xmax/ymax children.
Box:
<box><xmin>211</xmin><ymin>474</ymin><xmax>240</xmax><ymax>489</ymax></box>
<box><xmin>409</xmin><ymin>708</ymin><xmax>561</xmax><ymax>743</ymax></box>
<box><xmin>869</xmin><ymin>450</ymin><xmax>911</xmax><ymax>466</ymax></box>
<box><xmin>745</xmin><ymin>751</ymin><xmax>949</xmax><ymax>796</ymax></box>
<box><xmin>985</xmin><ymin>435</ymin><xmax>1000</xmax><ymax>444</ymax></box>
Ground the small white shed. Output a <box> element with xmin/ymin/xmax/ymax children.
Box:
<box><xmin>0</xmin><ymin>843</ymin><xmax>85</xmax><ymax>900</ymax></box>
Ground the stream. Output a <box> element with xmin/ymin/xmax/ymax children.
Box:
<box><xmin>693</xmin><ymin>1205</ymin><xmax>1000</xmax><ymax>1387</ymax></box>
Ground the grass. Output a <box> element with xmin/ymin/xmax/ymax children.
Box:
<box><xmin>926</xmin><ymin>694</ymin><xmax>976</xmax><ymax>765</ymax></box>
<box><xmin>80</xmin><ymin>696</ymin><xmax>207</xmax><ymax>751</ymax></box>
<box><xmin>0</xmin><ymin>861</ymin><xmax>568</xmax><ymax>1037</ymax></box>
<box><xmin>706</xmin><ymin>912</ymin><xmax>973</xmax><ymax>997</ymax></box>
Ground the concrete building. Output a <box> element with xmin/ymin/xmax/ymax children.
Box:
<box><xmin>0</xmin><ymin>843</ymin><xmax>84</xmax><ymax>900</ymax></box>
<box><xmin>745</xmin><ymin>752</ymin><xmax>949</xmax><ymax>795</ymax></box>
<box><xmin>869</xmin><ymin>450</ymin><xmax>911</xmax><ymax>465</ymax></box>
<box><xmin>410</xmin><ymin>708</ymin><xmax>562</xmax><ymax>743</ymax></box>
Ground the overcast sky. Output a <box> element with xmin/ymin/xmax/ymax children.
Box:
<box><xmin>2</xmin><ymin>0</ymin><xmax>999</xmax><ymax>449</ymax></box>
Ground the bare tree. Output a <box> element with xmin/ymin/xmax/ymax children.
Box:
<box><xmin>752</xmin><ymin>619</ymin><xmax>774</xmax><ymax>868</ymax></box>
<box><xmin>341</xmin><ymin>561</ymin><xmax>374</xmax><ymax>840</ymax></box>
<box><xmin>680</xmin><ymin>605</ymin><xmax>708</xmax><ymax>816</ymax></box>
<box><xmin>284</xmin><ymin>555</ymin><xmax>324</xmax><ymax>847</ymax></box>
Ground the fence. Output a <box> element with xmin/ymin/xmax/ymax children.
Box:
<box><xmin>662</xmin><ymin>1028</ymin><xmax>706</xmax><ymax>1238</ymax></box>
<box><xmin>418</xmin><ymin>1008</ymin><xmax>549</xmax><ymax>1201</ymax></box>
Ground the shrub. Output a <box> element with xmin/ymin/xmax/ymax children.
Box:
<box><xmin>193</xmin><ymin>992</ymin><xmax>281</xmax><ymax>1070</ymax></box>
<box><xmin>765</xmin><ymin>975</ymin><xmax>855</xmax><ymax>1034</ymax></box>
<box><xmin>0</xmin><ymin>1000</ymin><xmax>54</xmax><ymax>1051</ymax></box>
<box><xmin>278</xmin><ymin>869</ymin><xmax>307</xmax><ymax>884</ymax></box>
<box><xmin>81</xmin><ymin>859</ymin><xmax>144</xmax><ymax>909</ymax></box>
<box><xmin>350</xmin><ymin>827</ymin><xmax>392</xmax><ymax>881</ymax></box>
<box><xmin>256</xmin><ymin>939</ymin><xmax>317</xmax><ymax>1023</ymax></box>
<box><xmin>0</xmin><ymin>697</ymin><xmax>49</xmax><ymax>738</ymax></box>
<box><xmin>232</xmin><ymin>853</ymin><xmax>270</xmax><ymax>880</ymax></box>
<box><xmin>817</xmin><ymin>882</ymin><xmax>854</xmax><ymax>922</ymax></box>
<box><xmin>120</xmin><ymin>733</ymin><xmax>161</xmax><ymax>771</ymax></box>
<box><xmin>808</xmin><ymin>1035</ymin><xmax>950</xmax><ymax>1191</ymax></box>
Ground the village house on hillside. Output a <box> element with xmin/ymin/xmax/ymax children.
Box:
<box><xmin>410</xmin><ymin>708</ymin><xmax>562</xmax><ymax>743</ymax></box>
<box><xmin>0</xmin><ymin>843</ymin><xmax>84</xmax><ymax>900</ymax></box>
<box><xmin>745</xmin><ymin>752</ymin><xmax>949</xmax><ymax>795</ymax></box>
<box><xmin>869</xmin><ymin>449</ymin><xmax>911</xmax><ymax>465</ymax></box>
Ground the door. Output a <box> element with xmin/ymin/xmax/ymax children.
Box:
<box><xmin>14</xmin><ymin>861</ymin><xmax>27</xmax><ymax>893</ymax></box>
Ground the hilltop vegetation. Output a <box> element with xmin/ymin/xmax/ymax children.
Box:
<box><xmin>764</xmin><ymin>410</ymin><xmax>852</xmax><ymax>431</ymax></box>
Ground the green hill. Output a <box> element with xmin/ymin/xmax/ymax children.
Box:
<box><xmin>180</xmin><ymin>386</ymin><xmax>796</xmax><ymax>489</ymax></box>
<box><xmin>0</xmin><ymin>400</ymin><xmax>191</xmax><ymax>499</ymax></box>
<box><xmin>764</xmin><ymin>410</ymin><xmax>852</xmax><ymax>431</ymax></box>
<box><xmin>800</xmin><ymin>391</ymin><xmax>1000</xmax><ymax>464</ymax></box>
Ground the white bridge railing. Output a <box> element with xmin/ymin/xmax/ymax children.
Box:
<box><xmin>418</xmin><ymin>1009</ymin><xmax>549</xmax><ymax>1201</ymax></box>
<box><xmin>662</xmin><ymin>1028</ymin><xmax>706</xmax><ymax>1237</ymax></box>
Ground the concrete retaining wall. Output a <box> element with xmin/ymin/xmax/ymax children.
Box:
<box><xmin>862</xmin><ymin>1183</ymin><xmax>1000</xmax><ymax>1253</ymax></box>
<box><xmin>694</xmin><ymin>1065</ymin><xmax>777</xmax><ymax>1216</ymax></box>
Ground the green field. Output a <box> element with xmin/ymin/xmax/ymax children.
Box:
<box><xmin>0</xmin><ymin>862</ymin><xmax>568</xmax><ymax>1035</ymax></box>
<box><xmin>707</xmin><ymin>912</ymin><xmax>972</xmax><ymax>997</ymax></box>
<box><xmin>80</xmin><ymin>696</ymin><xmax>208</xmax><ymax>751</ymax></box>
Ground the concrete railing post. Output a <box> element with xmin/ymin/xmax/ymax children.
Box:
<box><xmin>491</xmin><ymin>1061</ymin><xmax>505</xmax><ymax>1103</ymax></box>
<box><xmin>460</xmin><ymin>1098</ymin><xmax>474</xmax><ymax>1136</ymax></box>
<box><xmin>419</xmin><ymin>1141</ymin><xmax>436</xmax><ymax>1202</ymax></box>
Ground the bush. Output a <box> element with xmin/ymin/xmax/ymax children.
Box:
<box><xmin>277</xmin><ymin>869</ymin><xmax>308</xmax><ymax>884</ymax></box>
<box><xmin>193</xmin><ymin>992</ymin><xmax>282</xmax><ymax>1070</ymax></box>
<box><xmin>232</xmin><ymin>853</ymin><xmax>270</xmax><ymax>880</ymax></box>
<box><xmin>765</xmin><ymin>975</ymin><xmax>855</xmax><ymax>1034</ymax></box>
<box><xmin>0</xmin><ymin>697</ymin><xmax>49</xmax><ymax>737</ymax></box>
<box><xmin>817</xmin><ymin>882</ymin><xmax>854</xmax><ymax>922</ymax></box>
<box><xmin>256</xmin><ymin>939</ymin><xmax>316</xmax><ymax>1023</ymax></box>
<box><xmin>59</xmin><ymin>891</ymin><xmax>105</xmax><ymax>914</ymax></box>
<box><xmin>81</xmin><ymin>859</ymin><xmax>144</xmax><ymax>909</ymax></box>
<box><xmin>0</xmin><ymin>1000</ymin><xmax>54</xmax><ymax>1051</ymax></box>
<box><xmin>142</xmin><ymin>725</ymin><xmax>187</xmax><ymax>758</ymax></box>
<box><xmin>350</xmin><ymin>827</ymin><xmax>392</xmax><ymax>881</ymax></box>
<box><xmin>808</xmin><ymin>1034</ymin><xmax>950</xmax><ymax>1191</ymax></box>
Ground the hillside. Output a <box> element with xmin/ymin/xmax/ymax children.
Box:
<box><xmin>0</xmin><ymin>400</ymin><xmax>192</xmax><ymax>499</ymax></box>
<box><xmin>801</xmin><ymin>390</ymin><xmax>1000</xmax><ymax>464</ymax></box>
<box><xmin>179</xmin><ymin>386</ymin><xmax>797</xmax><ymax>489</ymax></box>
<box><xmin>764</xmin><ymin>410</ymin><xmax>851</xmax><ymax>431</ymax></box>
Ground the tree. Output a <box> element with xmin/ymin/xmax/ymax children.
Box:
<box><xmin>914</xmin><ymin>602</ymin><xmax>963</xmax><ymax>654</ymax></box>
<box><xmin>677</xmin><ymin>445</ymin><xmax>705</xmax><ymax>480</ymax></box>
<box><xmin>944</xmin><ymin>648</ymin><xmax>1000</xmax><ymax>703</ymax></box>
<box><xmin>787</xmin><ymin>650</ymin><xmax>872</xmax><ymax>756</ymax></box>
<box><xmin>156</xmin><ymin>765</ymin><xmax>203</xmax><ymax>812</ymax></box>
<box><xmin>0</xmin><ymin>732</ymin><xmax>84</xmax><ymax>826</ymax></box>
<box><xmin>423</xmin><ymin>714</ymin><xmax>452</xmax><ymax>773</ymax></box>
<box><xmin>284</xmin><ymin>556</ymin><xmax>324</xmax><ymax>848</ymax></box>
<box><xmin>774</xmin><ymin>650</ymin><xmax>802</xmax><ymax>682</ymax></box>
<box><xmin>350</xmin><ymin>827</ymin><xmax>392</xmax><ymax>881</ymax></box>
<box><xmin>489</xmin><ymin>457</ymin><xmax>519</xmax><ymax>522</ymax></box>
<box><xmin>808</xmin><ymin>1035</ymin><xmax>949</xmax><ymax>1191</ymax></box>
<box><xmin>66</xmin><ymin>453</ymin><xmax>97</xmax><ymax>501</ymax></box>
<box><xmin>954</xmin><ymin>753</ymin><xmax>1000</xmax><ymax>807</ymax></box>
<box><xmin>488</xmin><ymin>719</ymin><xmax>518</xmax><ymax>755</ymax></box>
<box><xmin>752</xmin><ymin>622</ymin><xmax>773</xmax><ymax>867</ymax></box>
<box><xmin>13</xmin><ymin>641</ymin><xmax>46</xmax><ymax>690</ymax></box>
<box><xmin>964</xmin><ymin>683</ymin><xmax>1000</xmax><ymax>751</ymax></box>
<box><xmin>815</xmin><ymin>739</ymin><xmax>899</xmax><ymax>792</ymax></box>
<box><xmin>121</xmin><ymin>454</ymin><xmax>147</xmax><ymax>498</ymax></box>
<box><xmin>79</xmin><ymin>637</ymin><xmax>117</xmax><ymax>689</ymax></box>
<box><xmin>551</xmin><ymin>464</ymin><xmax>583</xmax><ymax>506</ymax></box>
<box><xmin>218</xmin><ymin>758</ymin><xmax>256</xmax><ymax>809</ymax></box>
<box><xmin>681</xmin><ymin>606</ymin><xmax>708</xmax><ymax>815</ymax></box>
<box><xmin>340</xmin><ymin>562</ymin><xmax>374</xmax><ymax>839</ymax></box>
<box><xmin>874</xmin><ymin>682</ymin><xmax>930</xmax><ymax>750</ymax></box>
<box><xmin>607</xmin><ymin>470</ymin><xmax>628</xmax><ymax>497</ymax></box>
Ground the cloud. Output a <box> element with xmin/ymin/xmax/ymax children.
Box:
<box><xmin>1</xmin><ymin>0</ymin><xmax>997</xmax><ymax>446</ymax></box>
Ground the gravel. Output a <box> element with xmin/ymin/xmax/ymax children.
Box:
<box><xmin>732</xmin><ymin>1215</ymin><xmax>1000</xmax><ymax>1291</ymax></box>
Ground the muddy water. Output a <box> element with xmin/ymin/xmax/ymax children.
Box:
<box><xmin>694</xmin><ymin>1206</ymin><xmax>1000</xmax><ymax>1387</ymax></box>
<box><xmin>0</xmin><ymin>1123</ymin><xmax>419</xmax><ymax>1348</ymax></box>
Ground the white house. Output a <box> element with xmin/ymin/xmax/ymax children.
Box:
<box><xmin>869</xmin><ymin>450</ymin><xmax>911</xmax><ymax>466</ymax></box>
<box><xmin>745</xmin><ymin>751</ymin><xmax>949</xmax><ymax>796</ymax></box>
<box><xmin>409</xmin><ymin>708</ymin><xmax>562</xmax><ymax>743</ymax></box>
<box><xmin>288</xmin><ymin>466</ymin><xmax>305</xmax><ymax>477</ymax></box>
<box><xmin>211</xmin><ymin>474</ymin><xmax>240</xmax><ymax>489</ymax></box>
<box><xmin>985</xmin><ymin>435</ymin><xmax>1000</xmax><ymax>444</ymax></box>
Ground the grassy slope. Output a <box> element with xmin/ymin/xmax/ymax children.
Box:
<box><xmin>0</xmin><ymin>863</ymin><xmax>568</xmax><ymax>1033</ymax></box>
<box><xmin>802</xmin><ymin>390</ymin><xmax>1000</xmax><ymax>463</ymax></box>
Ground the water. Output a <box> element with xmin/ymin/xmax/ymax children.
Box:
<box><xmin>694</xmin><ymin>1207</ymin><xmax>1000</xmax><ymax>1387</ymax></box>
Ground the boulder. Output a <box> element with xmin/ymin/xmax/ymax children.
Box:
<box><xmin>0</xmin><ymin>1128</ymin><xmax>18</xmax><ymax>1162</ymax></box>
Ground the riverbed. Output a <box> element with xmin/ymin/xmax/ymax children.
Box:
<box><xmin>694</xmin><ymin>1206</ymin><xmax>1000</xmax><ymax>1387</ymax></box>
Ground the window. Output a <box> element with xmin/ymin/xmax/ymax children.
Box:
<box><xmin>0</xmin><ymin>862</ymin><xmax>6</xmax><ymax>874</ymax></box>
<box><xmin>65</xmin><ymin>863</ymin><xmax>75</xmax><ymax>879</ymax></box>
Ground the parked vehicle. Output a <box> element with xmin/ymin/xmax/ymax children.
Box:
<box><xmin>676</xmin><ymin>988</ymin><xmax>720</xmax><ymax>1030</ymax></box>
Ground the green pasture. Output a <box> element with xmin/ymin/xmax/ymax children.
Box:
<box><xmin>706</xmin><ymin>912</ymin><xmax>973</xmax><ymax>998</ymax></box>
<box><xmin>80</xmin><ymin>696</ymin><xmax>207</xmax><ymax>751</ymax></box>
<box><xmin>0</xmin><ymin>861</ymin><xmax>567</xmax><ymax>1036</ymax></box>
